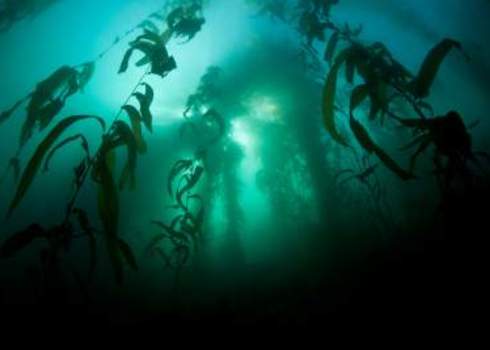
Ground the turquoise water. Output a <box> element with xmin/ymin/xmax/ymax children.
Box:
<box><xmin>0</xmin><ymin>0</ymin><xmax>489</xmax><ymax>328</ymax></box>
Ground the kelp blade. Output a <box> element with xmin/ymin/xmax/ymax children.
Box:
<box><xmin>410</xmin><ymin>39</ymin><xmax>464</xmax><ymax>98</ymax></box>
<box><xmin>7</xmin><ymin>115</ymin><xmax>105</xmax><ymax>217</ymax></box>
<box><xmin>349</xmin><ymin>116</ymin><xmax>414</xmax><ymax>181</ymax></box>
<box><xmin>322</xmin><ymin>51</ymin><xmax>349</xmax><ymax>146</ymax></box>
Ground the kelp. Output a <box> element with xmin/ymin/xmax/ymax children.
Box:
<box><xmin>150</xmin><ymin>153</ymin><xmax>206</xmax><ymax>273</ymax></box>
<box><xmin>0</xmin><ymin>0</ymin><xmax>59</xmax><ymax>33</ymax></box>
<box><xmin>254</xmin><ymin>0</ymin><xmax>288</xmax><ymax>22</ymax></box>
<box><xmin>202</xmin><ymin>109</ymin><xmax>225</xmax><ymax>144</ymax></box>
<box><xmin>131</xmin><ymin>83</ymin><xmax>154</xmax><ymax>132</ymax></box>
<box><xmin>166</xmin><ymin>2</ymin><xmax>205</xmax><ymax>42</ymax></box>
<box><xmin>0</xmin><ymin>224</ymin><xmax>47</xmax><ymax>259</ymax></box>
<box><xmin>409</xmin><ymin>39</ymin><xmax>467</xmax><ymax>99</ymax></box>
<box><xmin>324</xmin><ymin>31</ymin><xmax>339</xmax><ymax>64</ymax></box>
<box><xmin>1</xmin><ymin>0</ymin><xmax>209</xmax><ymax>291</ymax></box>
<box><xmin>318</xmin><ymin>21</ymin><xmax>468</xmax><ymax>180</ymax></box>
<box><xmin>7</xmin><ymin>115</ymin><xmax>106</xmax><ymax>218</ymax></box>
<box><xmin>93</xmin><ymin>147</ymin><xmax>123</xmax><ymax>283</ymax></box>
<box><xmin>176</xmin><ymin>165</ymin><xmax>204</xmax><ymax>207</ymax></box>
<box><xmin>110</xmin><ymin>121</ymin><xmax>138</xmax><ymax>191</ymax></box>
<box><xmin>90</xmin><ymin>119</ymin><xmax>142</xmax><ymax>283</ymax></box>
<box><xmin>298</xmin><ymin>10</ymin><xmax>331</xmax><ymax>46</ymax></box>
<box><xmin>76</xmin><ymin>62</ymin><xmax>96</xmax><ymax>92</ymax></box>
<box><xmin>118</xmin><ymin>238</ymin><xmax>138</xmax><ymax>271</ymax></box>
<box><xmin>395</xmin><ymin>111</ymin><xmax>474</xmax><ymax>174</ymax></box>
<box><xmin>138</xmin><ymin>19</ymin><xmax>160</xmax><ymax>34</ymax></box>
<box><xmin>349</xmin><ymin>84</ymin><xmax>414</xmax><ymax>180</ymax></box>
<box><xmin>118</xmin><ymin>29</ymin><xmax>177</xmax><ymax>77</ymax></box>
<box><xmin>168</xmin><ymin>160</ymin><xmax>193</xmax><ymax>197</ymax></box>
<box><xmin>43</xmin><ymin>134</ymin><xmax>90</xmax><ymax>172</ymax></box>
<box><xmin>122</xmin><ymin>105</ymin><xmax>147</xmax><ymax>153</ymax></box>
<box><xmin>322</xmin><ymin>49</ymin><xmax>349</xmax><ymax>146</ymax></box>
<box><xmin>0</xmin><ymin>63</ymin><xmax>97</xmax><ymax>150</ymax></box>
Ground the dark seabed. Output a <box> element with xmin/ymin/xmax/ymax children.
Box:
<box><xmin>0</xmin><ymin>0</ymin><xmax>489</xmax><ymax>333</ymax></box>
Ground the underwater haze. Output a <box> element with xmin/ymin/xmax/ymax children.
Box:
<box><xmin>1</xmin><ymin>0</ymin><xmax>489</xmax><ymax>330</ymax></box>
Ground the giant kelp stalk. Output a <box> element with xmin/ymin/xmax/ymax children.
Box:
<box><xmin>256</xmin><ymin>120</ymin><xmax>316</xmax><ymax>234</ymax></box>
<box><xmin>0</xmin><ymin>0</ymin><xmax>207</xmax><ymax>302</ymax></box>
<box><xmin>248</xmin><ymin>1</ymin><xmax>341</xmax><ymax>237</ymax></box>
<box><xmin>0</xmin><ymin>0</ymin><xmax>58</xmax><ymax>33</ymax></box>
<box><xmin>184</xmin><ymin>68</ymin><xmax>246</xmax><ymax>267</ymax></box>
<box><xmin>147</xmin><ymin>66</ymin><xmax>245</xmax><ymax>281</ymax></box>
<box><xmin>149</xmin><ymin>156</ymin><xmax>205</xmax><ymax>289</ymax></box>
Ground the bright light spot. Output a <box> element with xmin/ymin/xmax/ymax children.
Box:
<box><xmin>248</xmin><ymin>95</ymin><xmax>281</xmax><ymax>122</ymax></box>
<box><xmin>231</xmin><ymin>119</ymin><xmax>261</xmax><ymax>178</ymax></box>
<box><xmin>231</xmin><ymin>119</ymin><xmax>255</xmax><ymax>149</ymax></box>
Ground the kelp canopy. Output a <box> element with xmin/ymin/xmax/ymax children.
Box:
<box><xmin>0</xmin><ymin>0</ymin><xmax>489</xmax><ymax>329</ymax></box>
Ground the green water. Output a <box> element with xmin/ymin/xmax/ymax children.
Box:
<box><xmin>0</xmin><ymin>0</ymin><xmax>489</xmax><ymax>329</ymax></box>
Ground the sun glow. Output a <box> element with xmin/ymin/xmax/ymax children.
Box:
<box><xmin>231</xmin><ymin>119</ymin><xmax>255</xmax><ymax>148</ymax></box>
<box><xmin>248</xmin><ymin>95</ymin><xmax>281</xmax><ymax>122</ymax></box>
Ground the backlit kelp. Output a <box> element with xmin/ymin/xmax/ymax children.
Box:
<box><xmin>148</xmin><ymin>66</ymin><xmax>229</xmax><ymax>282</ymax></box>
<box><xmin>0</xmin><ymin>0</ymin><xmax>489</xmax><ymax>325</ymax></box>
<box><xmin>252</xmin><ymin>0</ymin><xmax>482</xmax><ymax>186</ymax></box>
<box><xmin>1</xmin><ymin>0</ymin><xmax>207</xmax><ymax>291</ymax></box>
<box><xmin>249</xmin><ymin>0</ymin><xmax>490</xmax><ymax>260</ymax></box>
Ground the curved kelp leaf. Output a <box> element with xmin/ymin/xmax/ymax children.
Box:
<box><xmin>349</xmin><ymin>116</ymin><xmax>414</xmax><ymax>181</ymax></box>
<box><xmin>7</xmin><ymin>115</ymin><xmax>106</xmax><ymax>218</ymax></box>
<box><xmin>367</xmin><ymin>81</ymin><xmax>389</xmax><ymax>122</ymax></box>
<box><xmin>118</xmin><ymin>30</ymin><xmax>177</xmax><ymax>78</ymax></box>
<box><xmin>20</xmin><ymin>66</ymin><xmax>80</xmax><ymax>147</ymax></box>
<box><xmin>118</xmin><ymin>48</ymin><xmax>135</xmax><ymax>74</ymax></box>
<box><xmin>349</xmin><ymin>86</ymin><xmax>414</xmax><ymax>180</ymax></box>
<box><xmin>350</xmin><ymin>84</ymin><xmax>370</xmax><ymax>114</ymax></box>
<box><xmin>20</xmin><ymin>99</ymin><xmax>65</xmax><ymax>147</ymax></box>
<box><xmin>43</xmin><ymin>134</ymin><xmax>89</xmax><ymax>172</ymax></box>
<box><xmin>151</xmin><ymin>221</ymin><xmax>190</xmax><ymax>244</ymax></box>
<box><xmin>132</xmin><ymin>83</ymin><xmax>154</xmax><ymax>132</ymax></box>
<box><xmin>118</xmin><ymin>238</ymin><xmax>138</xmax><ymax>271</ymax></box>
<box><xmin>410</xmin><ymin>39</ymin><xmax>466</xmax><ymax>98</ymax></box>
<box><xmin>322</xmin><ymin>51</ymin><xmax>349</xmax><ymax>146</ymax></box>
<box><xmin>0</xmin><ymin>224</ymin><xmax>46</xmax><ymax>259</ymax></box>
<box><xmin>122</xmin><ymin>105</ymin><xmax>147</xmax><ymax>153</ymax></box>
<box><xmin>168</xmin><ymin>160</ymin><xmax>193</xmax><ymax>197</ymax></box>
<box><xmin>176</xmin><ymin>166</ymin><xmax>204</xmax><ymax>207</ymax></box>
<box><xmin>110</xmin><ymin>121</ymin><xmax>138</xmax><ymax>191</ymax></box>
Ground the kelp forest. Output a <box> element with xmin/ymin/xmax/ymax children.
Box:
<box><xmin>0</xmin><ymin>0</ymin><xmax>489</xmax><ymax>330</ymax></box>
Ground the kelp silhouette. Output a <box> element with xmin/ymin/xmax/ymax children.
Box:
<box><xmin>1</xmin><ymin>0</ymin><xmax>207</xmax><ymax>289</ymax></box>
<box><xmin>0</xmin><ymin>0</ymin><xmax>58</xmax><ymax>33</ymax></box>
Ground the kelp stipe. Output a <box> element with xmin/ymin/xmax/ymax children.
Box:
<box><xmin>148</xmin><ymin>66</ymin><xmax>227</xmax><ymax>288</ymax></box>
